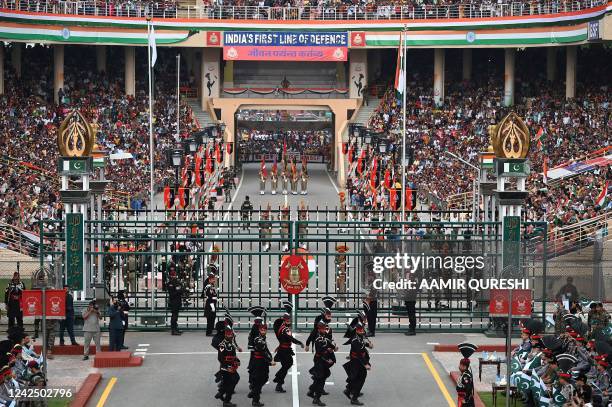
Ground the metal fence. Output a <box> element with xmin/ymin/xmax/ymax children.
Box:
<box><xmin>0</xmin><ymin>0</ymin><xmax>604</xmax><ymax>20</ymax></box>
<box><xmin>37</xmin><ymin>215</ymin><xmax>559</xmax><ymax>332</ymax></box>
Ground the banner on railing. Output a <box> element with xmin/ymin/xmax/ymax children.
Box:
<box><xmin>223</xmin><ymin>31</ymin><xmax>348</xmax><ymax>61</ymax></box>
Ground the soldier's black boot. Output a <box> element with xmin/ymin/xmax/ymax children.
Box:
<box><xmin>252</xmin><ymin>400</ymin><xmax>264</xmax><ymax>407</ymax></box>
<box><xmin>275</xmin><ymin>384</ymin><xmax>286</xmax><ymax>393</ymax></box>
<box><xmin>312</xmin><ymin>397</ymin><xmax>326</xmax><ymax>406</ymax></box>
<box><xmin>343</xmin><ymin>389</ymin><xmax>352</xmax><ymax>399</ymax></box>
<box><xmin>351</xmin><ymin>397</ymin><xmax>364</xmax><ymax>406</ymax></box>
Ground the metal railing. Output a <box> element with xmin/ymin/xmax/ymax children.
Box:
<box><xmin>0</xmin><ymin>222</ymin><xmax>41</xmax><ymax>258</ymax></box>
<box><xmin>1</xmin><ymin>0</ymin><xmax>605</xmax><ymax>20</ymax></box>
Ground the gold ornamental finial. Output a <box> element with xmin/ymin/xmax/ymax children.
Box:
<box><xmin>57</xmin><ymin>110</ymin><xmax>95</xmax><ymax>157</ymax></box>
<box><xmin>489</xmin><ymin>112</ymin><xmax>530</xmax><ymax>159</ymax></box>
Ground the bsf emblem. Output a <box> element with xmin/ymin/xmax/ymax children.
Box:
<box><xmin>279</xmin><ymin>255</ymin><xmax>309</xmax><ymax>295</ymax></box>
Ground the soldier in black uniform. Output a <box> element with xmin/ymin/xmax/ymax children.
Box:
<box><xmin>248</xmin><ymin>306</ymin><xmax>267</xmax><ymax>372</ymax></box>
<box><xmin>241</xmin><ymin>196</ymin><xmax>254</xmax><ymax>230</ymax></box>
<box><xmin>215</xmin><ymin>326</ymin><xmax>240</xmax><ymax>407</ymax></box>
<box><xmin>248</xmin><ymin>323</ymin><xmax>275</xmax><ymax>407</ymax></box>
<box><xmin>273</xmin><ymin>301</ymin><xmax>304</xmax><ymax>393</ymax></box>
<box><xmin>167</xmin><ymin>271</ymin><xmax>183</xmax><ymax>336</ymax></box>
<box><xmin>308</xmin><ymin>321</ymin><xmax>337</xmax><ymax>406</ymax></box>
<box><xmin>456</xmin><ymin>343</ymin><xmax>477</xmax><ymax>407</ymax></box>
<box><xmin>4</xmin><ymin>272</ymin><xmax>25</xmax><ymax>328</ymax></box>
<box><xmin>343</xmin><ymin>322</ymin><xmax>372</xmax><ymax>406</ymax></box>
<box><xmin>306</xmin><ymin>297</ymin><xmax>337</xmax><ymax>351</ymax></box>
<box><xmin>203</xmin><ymin>273</ymin><xmax>218</xmax><ymax>336</ymax></box>
<box><xmin>343</xmin><ymin>310</ymin><xmax>367</xmax><ymax>344</ymax></box>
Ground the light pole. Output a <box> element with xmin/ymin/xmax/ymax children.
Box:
<box><xmin>444</xmin><ymin>151</ymin><xmax>479</xmax><ymax>224</ymax></box>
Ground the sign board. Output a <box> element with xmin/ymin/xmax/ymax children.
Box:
<box><xmin>223</xmin><ymin>31</ymin><xmax>348</xmax><ymax>61</ymax></box>
<box><xmin>588</xmin><ymin>20</ymin><xmax>600</xmax><ymax>40</ymax></box>
<box><xmin>66</xmin><ymin>213</ymin><xmax>84</xmax><ymax>290</ymax></box>
<box><xmin>21</xmin><ymin>289</ymin><xmax>66</xmax><ymax>319</ymax></box>
<box><xmin>489</xmin><ymin>289</ymin><xmax>532</xmax><ymax>317</ymax></box>
<box><xmin>279</xmin><ymin>255</ymin><xmax>309</xmax><ymax>294</ymax></box>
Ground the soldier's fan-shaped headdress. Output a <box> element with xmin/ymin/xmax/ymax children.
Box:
<box><xmin>458</xmin><ymin>343</ymin><xmax>478</xmax><ymax>367</ymax></box>
<box><xmin>249</xmin><ymin>305</ymin><xmax>267</xmax><ymax>323</ymax></box>
<box><xmin>321</xmin><ymin>296</ymin><xmax>337</xmax><ymax>315</ymax></box>
<box><xmin>542</xmin><ymin>335</ymin><xmax>564</xmax><ymax>353</ymax></box>
<box><xmin>282</xmin><ymin>300</ymin><xmax>293</xmax><ymax>319</ymax></box>
<box><xmin>556</xmin><ymin>353</ymin><xmax>577</xmax><ymax>379</ymax></box>
<box><xmin>521</xmin><ymin>319</ymin><xmax>544</xmax><ymax>337</ymax></box>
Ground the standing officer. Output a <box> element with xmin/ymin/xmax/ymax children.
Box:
<box><xmin>308</xmin><ymin>321</ymin><xmax>336</xmax><ymax>406</ymax></box>
<box><xmin>279</xmin><ymin>203</ymin><xmax>290</xmax><ymax>252</ymax></box>
<box><xmin>4</xmin><ymin>272</ymin><xmax>24</xmax><ymax>328</ymax></box>
<box><xmin>203</xmin><ymin>273</ymin><xmax>218</xmax><ymax>336</ymax></box>
<box><xmin>248</xmin><ymin>324</ymin><xmax>275</xmax><ymax>407</ymax></box>
<box><xmin>271</xmin><ymin>161</ymin><xmax>278</xmax><ymax>195</ymax></box>
<box><xmin>281</xmin><ymin>167</ymin><xmax>289</xmax><ymax>195</ymax></box>
<box><xmin>117</xmin><ymin>290</ymin><xmax>130</xmax><ymax>349</ymax></box>
<box><xmin>343</xmin><ymin>322</ymin><xmax>372</xmax><ymax>405</ymax></box>
<box><xmin>259</xmin><ymin>204</ymin><xmax>272</xmax><ymax>253</ymax></box>
<box><xmin>167</xmin><ymin>271</ymin><xmax>183</xmax><ymax>336</ymax></box>
<box><xmin>273</xmin><ymin>301</ymin><xmax>304</xmax><ymax>393</ymax></box>
<box><xmin>300</xmin><ymin>164</ymin><xmax>308</xmax><ymax>195</ymax></box>
<box><xmin>59</xmin><ymin>285</ymin><xmax>78</xmax><ymax>346</ymax></box>
<box><xmin>241</xmin><ymin>196</ymin><xmax>254</xmax><ymax>230</ymax></box>
<box><xmin>291</xmin><ymin>163</ymin><xmax>299</xmax><ymax>195</ymax></box>
<box><xmin>215</xmin><ymin>326</ymin><xmax>240</xmax><ymax>407</ymax></box>
<box><xmin>456</xmin><ymin>343</ymin><xmax>477</xmax><ymax>407</ymax></box>
<box><xmin>259</xmin><ymin>160</ymin><xmax>267</xmax><ymax>195</ymax></box>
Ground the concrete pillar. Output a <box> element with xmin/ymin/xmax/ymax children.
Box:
<box><xmin>223</xmin><ymin>60</ymin><xmax>234</xmax><ymax>88</ymax></box>
<box><xmin>546</xmin><ymin>47</ymin><xmax>556</xmax><ymax>82</ymax></box>
<box><xmin>96</xmin><ymin>46</ymin><xmax>107</xmax><ymax>73</ymax></box>
<box><xmin>462</xmin><ymin>49</ymin><xmax>472</xmax><ymax>81</ymax></box>
<box><xmin>124</xmin><ymin>47</ymin><xmax>135</xmax><ymax>96</ymax></box>
<box><xmin>349</xmin><ymin>49</ymin><xmax>368</xmax><ymax>99</ymax></box>
<box><xmin>11</xmin><ymin>43</ymin><xmax>21</xmax><ymax>78</ymax></box>
<box><xmin>0</xmin><ymin>46</ymin><xmax>4</xmax><ymax>95</ymax></box>
<box><xmin>201</xmin><ymin>48</ymin><xmax>220</xmax><ymax>110</ymax></box>
<box><xmin>433</xmin><ymin>48</ymin><xmax>445</xmax><ymax>106</ymax></box>
<box><xmin>565</xmin><ymin>46</ymin><xmax>577</xmax><ymax>99</ymax></box>
<box><xmin>504</xmin><ymin>48</ymin><xmax>515</xmax><ymax>107</ymax></box>
<box><xmin>53</xmin><ymin>45</ymin><xmax>64</xmax><ymax>105</ymax></box>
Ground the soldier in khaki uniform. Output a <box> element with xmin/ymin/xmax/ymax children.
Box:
<box><xmin>297</xmin><ymin>201</ymin><xmax>308</xmax><ymax>249</ymax></box>
<box><xmin>290</xmin><ymin>164</ymin><xmax>299</xmax><ymax>195</ymax></box>
<box><xmin>259</xmin><ymin>164</ymin><xmax>267</xmax><ymax>195</ymax></box>
<box><xmin>271</xmin><ymin>164</ymin><xmax>278</xmax><ymax>195</ymax></box>
<box><xmin>281</xmin><ymin>168</ymin><xmax>289</xmax><ymax>195</ymax></box>
<box><xmin>260</xmin><ymin>204</ymin><xmax>273</xmax><ymax>252</ymax></box>
<box><xmin>300</xmin><ymin>166</ymin><xmax>308</xmax><ymax>195</ymax></box>
<box><xmin>280</xmin><ymin>203</ymin><xmax>291</xmax><ymax>252</ymax></box>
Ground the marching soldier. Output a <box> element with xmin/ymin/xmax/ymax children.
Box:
<box><xmin>202</xmin><ymin>272</ymin><xmax>218</xmax><ymax>337</ymax></box>
<box><xmin>259</xmin><ymin>204</ymin><xmax>273</xmax><ymax>253</ymax></box>
<box><xmin>241</xmin><ymin>196</ymin><xmax>254</xmax><ymax>230</ymax></box>
<box><xmin>344</xmin><ymin>310</ymin><xmax>368</xmax><ymax>344</ymax></box>
<box><xmin>167</xmin><ymin>271</ymin><xmax>183</xmax><ymax>336</ymax></box>
<box><xmin>215</xmin><ymin>326</ymin><xmax>241</xmax><ymax>407</ymax></box>
<box><xmin>308</xmin><ymin>321</ymin><xmax>336</xmax><ymax>406</ymax></box>
<box><xmin>456</xmin><ymin>343</ymin><xmax>477</xmax><ymax>407</ymax></box>
<box><xmin>343</xmin><ymin>322</ymin><xmax>372</xmax><ymax>406</ymax></box>
<box><xmin>248</xmin><ymin>323</ymin><xmax>275</xmax><ymax>407</ymax></box>
<box><xmin>280</xmin><ymin>203</ymin><xmax>291</xmax><ymax>252</ymax></box>
<box><xmin>290</xmin><ymin>160</ymin><xmax>299</xmax><ymax>195</ymax></box>
<box><xmin>281</xmin><ymin>167</ymin><xmax>289</xmax><ymax>195</ymax></box>
<box><xmin>259</xmin><ymin>159</ymin><xmax>268</xmax><ymax>195</ymax></box>
<box><xmin>306</xmin><ymin>297</ymin><xmax>337</xmax><ymax>351</ymax></box>
<box><xmin>271</xmin><ymin>161</ymin><xmax>278</xmax><ymax>195</ymax></box>
<box><xmin>273</xmin><ymin>301</ymin><xmax>304</xmax><ymax>393</ymax></box>
<box><xmin>300</xmin><ymin>164</ymin><xmax>308</xmax><ymax>195</ymax></box>
<box><xmin>298</xmin><ymin>201</ymin><xmax>308</xmax><ymax>249</ymax></box>
<box><xmin>248</xmin><ymin>306</ymin><xmax>266</xmax><ymax>373</ymax></box>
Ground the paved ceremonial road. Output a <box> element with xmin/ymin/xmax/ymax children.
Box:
<box><xmin>89</xmin><ymin>165</ymin><xmax>460</xmax><ymax>407</ymax></box>
<box><xmin>89</xmin><ymin>331</ymin><xmax>462</xmax><ymax>407</ymax></box>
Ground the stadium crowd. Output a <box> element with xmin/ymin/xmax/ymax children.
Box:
<box><xmin>0</xmin><ymin>47</ymin><xmax>198</xmax><ymax>233</ymax></box>
<box><xmin>351</xmin><ymin>50</ymin><xmax>610</xmax><ymax>229</ymax></box>
<box><xmin>237</xmin><ymin>129</ymin><xmax>331</xmax><ymax>162</ymax></box>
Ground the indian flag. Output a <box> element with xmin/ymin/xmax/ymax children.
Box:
<box><xmin>535</xmin><ymin>127</ymin><xmax>545</xmax><ymax>150</ymax></box>
<box><xmin>481</xmin><ymin>152</ymin><xmax>495</xmax><ymax>169</ymax></box>
<box><xmin>394</xmin><ymin>31</ymin><xmax>405</xmax><ymax>99</ymax></box>
<box><xmin>595</xmin><ymin>180</ymin><xmax>609</xmax><ymax>207</ymax></box>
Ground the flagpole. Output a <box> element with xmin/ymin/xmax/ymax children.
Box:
<box><xmin>400</xmin><ymin>26</ymin><xmax>407</xmax><ymax>223</ymax></box>
<box><xmin>147</xmin><ymin>16</ymin><xmax>155</xmax><ymax>312</ymax></box>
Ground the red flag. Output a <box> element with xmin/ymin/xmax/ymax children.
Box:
<box><xmin>181</xmin><ymin>155</ymin><xmax>191</xmax><ymax>187</ymax></box>
<box><xmin>369</xmin><ymin>157</ymin><xmax>378</xmax><ymax>189</ymax></box>
<box><xmin>215</xmin><ymin>144</ymin><xmax>222</xmax><ymax>163</ymax></box>
<box><xmin>291</xmin><ymin>160</ymin><xmax>297</xmax><ymax>176</ymax></box>
<box><xmin>163</xmin><ymin>186</ymin><xmax>173</xmax><ymax>209</ymax></box>
<box><xmin>342</xmin><ymin>142</ymin><xmax>348</xmax><ymax>155</ymax></box>
<box><xmin>260</xmin><ymin>157</ymin><xmax>268</xmax><ymax>178</ymax></box>
<box><xmin>348</xmin><ymin>144</ymin><xmax>355</xmax><ymax>164</ymax></box>
<box><xmin>226</xmin><ymin>142</ymin><xmax>233</xmax><ymax>155</ymax></box>
<box><xmin>206</xmin><ymin>150</ymin><xmax>213</xmax><ymax>174</ymax></box>
<box><xmin>389</xmin><ymin>188</ymin><xmax>397</xmax><ymax>210</ymax></box>
<box><xmin>406</xmin><ymin>188</ymin><xmax>414</xmax><ymax>211</ymax></box>
<box><xmin>272</xmin><ymin>158</ymin><xmax>278</xmax><ymax>174</ymax></box>
<box><xmin>383</xmin><ymin>169</ymin><xmax>391</xmax><ymax>189</ymax></box>
<box><xmin>195</xmin><ymin>153</ymin><xmax>202</xmax><ymax>187</ymax></box>
<box><xmin>357</xmin><ymin>150</ymin><xmax>366</xmax><ymax>175</ymax></box>
<box><xmin>178</xmin><ymin>187</ymin><xmax>186</xmax><ymax>209</ymax></box>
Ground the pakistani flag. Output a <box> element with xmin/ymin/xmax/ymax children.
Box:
<box><xmin>551</xmin><ymin>387</ymin><xmax>567</xmax><ymax>407</ymax></box>
<box><xmin>530</xmin><ymin>370</ymin><xmax>548</xmax><ymax>404</ymax></box>
<box><xmin>538</xmin><ymin>395</ymin><xmax>551</xmax><ymax>407</ymax></box>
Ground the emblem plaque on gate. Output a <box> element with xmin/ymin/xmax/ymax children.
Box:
<box><xmin>488</xmin><ymin>112</ymin><xmax>530</xmax><ymax>159</ymax></box>
<box><xmin>57</xmin><ymin>110</ymin><xmax>95</xmax><ymax>157</ymax></box>
<box><xmin>279</xmin><ymin>254</ymin><xmax>309</xmax><ymax>295</ymax></box>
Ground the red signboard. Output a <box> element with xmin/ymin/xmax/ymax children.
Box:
<box><xmin>207</xmin><ymin>31</ymin><xmax>221</xmax><ymax>46</ymax></box>
<box><xmin>279</xmin><ymin>255</ymin><xmax>309</xmax><ymax>294</ymax></box>
<box><xmin>489</xmin><ymin>289</ymin><xmax>532</xmax><ymax>317</ymax></box>
<box><xmin>223</xmin><ymin>46</ymin><xmax>347</xmax><ymax>62</ymax></box>
<box><xmin>350</xmin><ymin>31</ymin><xmax>366</xmax><ymax>47</ymax></box>
<box><xmin>21</xmin><ymin>289</ymin><xmax>66</xmax><ymax>319</ymax></box>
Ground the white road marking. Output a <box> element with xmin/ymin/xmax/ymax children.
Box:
<box><xmin>325</xmin><ymin>170</ymin><xmax>340</xmax><ymax>194</ymax></box>
<box><xmin>291</xmin><ymin>343</ymin><xmax>299</xmax><ymax>407</ymax></box>
<box><xmin>138</xmin><ymin>344</ymin><xmax>150</xmax><ymax>347</ymax></box>
<box><xmin>427</xmin><ymin>342</ymin><xmax>440</xmax><ymax>346</ymax></box>
<box><xmin>135</xmin><ymin>348</ymin><xmax>148</xmax><ymax>352</ymax></box>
